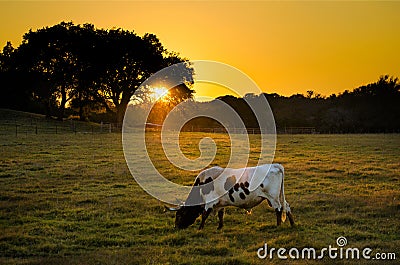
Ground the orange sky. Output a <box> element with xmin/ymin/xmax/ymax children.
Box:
<box><xmin>1</xmin><ymin>1</ymin><xmax>399</xmax><ymax>100</ymax></box>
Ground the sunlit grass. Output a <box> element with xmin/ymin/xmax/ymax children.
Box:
<box><xmin>0</xmin><ymin>132</ymin><xmax>399</xmax><ymax>264</ymax></box>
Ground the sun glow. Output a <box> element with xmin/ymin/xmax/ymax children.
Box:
<box><xmin>150</xmin><ymin>87</ymin><xmax>170</xmax><ymax>102</ymax></box>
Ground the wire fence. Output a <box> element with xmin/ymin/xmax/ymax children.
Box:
<box><xmin>151</xmin><ymin>126</ymin><xmax>318</xmax><ymax>134</ymax></box>
<box><xmin>0</xmin><ymin>120</ymin><xmax>121</xmax><ymax>136</ymax></box>
<box><xmin>1</xmin><ymin>121</ymin><xmax>319</xmax><ymax>136</ymax></box>
<box><xmin>3</xmin><ymin>109</ymin><xmax>398</xmax><ymax>136</ymax></box>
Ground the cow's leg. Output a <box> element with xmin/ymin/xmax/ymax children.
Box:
<box><xmin>217</xmin><ymin>208</ymin><xmax>224</xmax><ymax>230</ymax></box>
<box><xmin>199</xmin><ymin>208</ymin><xmax>212</xmax><ymax>230</ymax></box>
<box><xmin>265</xmin><ymin>196</ymin><xmax>283</xmax><ymax>226</ymax></box>
<box><xmin>287</xmin><ymin>211</ymin><xmax>295</xmax><ymax>226</ymax></box>
<box><xmin>260</xmin><ymin>194</ymin><xmax>283</xmax><ymax>226</ymax></box>
<box><xmin>275</xmin><ymin>208</ymin><xmax>282</xmax><ymax>226</ymax></box>
<box><xmin>286</xmin><ymin>203</ymin><xmax>295</xmax><ymax>226</ymax></box>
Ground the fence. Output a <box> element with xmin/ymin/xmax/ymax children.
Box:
<box><xmin>1</xmin><ymin>121</ymin><xmax>320</xmax><ymax>136</ymax></box>
<box><xmin>180</xmin><ymin>127</ymin><xmax>262</xmax><ymax>134</ymax></box>
<box><xmin>0</xmin><ymin>108</ymin><xmax>318</xmax><ymax>135</ymax></box>
<box><xmin>0</xmin><ymin>120</ymin><xmax>121</xmax><ymax>136</ymax></box>
<box><xmin>153</xmin><ymin>126</ymin><xmax>318</xmax><ymax>134</ymax></box>
<box><xmin>278</xmin><ymin>127</ymin><xmax>318</xmax><ymax>134</ymax></box>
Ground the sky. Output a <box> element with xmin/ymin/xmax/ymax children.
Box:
<box><xmin>1</xmin><ymin>1</ymin><xmax>399</xmax><ymax>100</ymax></box>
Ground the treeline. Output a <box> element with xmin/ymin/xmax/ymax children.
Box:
<box><xmin>0</xmin><ymin>22</ymin><xmax>193</xmax><ymax>123</ymax></box>
<box><xmin>1</xmin><ymin>22</ymin><xmax>399</xmax><ymax>133</ymax></box>
<box><xmin>184</xmin><ymin>75</ymin><xmax>400</xmax><ymax>133</ymax></box>
<box><xmin>267</xmin><ymin>76</ymin><xmax>400</xmax><ymax>133</ymax></box>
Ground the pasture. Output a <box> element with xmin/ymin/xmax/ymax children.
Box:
<box><xmin>1</xmin><ymin>121</ymin><xmax>399</xmax><ymax>264</ymax></box>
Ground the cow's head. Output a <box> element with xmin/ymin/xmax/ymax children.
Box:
<box><xmin>166</xmin><ymin>204</ymin><xmax>203</xmax><ymax>229</ymax></box>
<box><xmin>166</xmin><ymin>177</ymin><xmax>209</xmax><ymax>229</ymax></box>
<box><xmin>175</xmin><ymin>205</ymin><xmax>203</xmax><ymax>229</ymax></box>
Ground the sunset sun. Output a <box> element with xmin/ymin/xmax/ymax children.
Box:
<box><xmin>150</xmin><ymin>87</ymin><xmax>170</xmax><ymax>102</ymax></box>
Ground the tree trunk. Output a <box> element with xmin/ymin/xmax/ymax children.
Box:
<box><xmin>116</xmin><ymin>95</ymin><xmax>131</xmax><ymax>124</ymax></box>
<box><xmin>58</xmin><ymin>106</ymin><xmax>65</xmax><ymax>121</ymax></box>
<box><xmin>116</xmin><ymin>103</ymin><xmax>127</xmax><ymax>125</ymax></box>
<box><xmin>77</xmin><ymin>92</ymin><xmax>86</xmax><ymax>121</ymax></box>
<box><xmin>58</xmin><ymin>88</ymin><xmax>67</xmax><ymax>121</ymax></box>
<box><xmin>79</xmin><ymin>105</ymin><xmax>86</xmax><ymax>121</ymax></box>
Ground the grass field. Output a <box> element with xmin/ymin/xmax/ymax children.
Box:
<box><xmin>1</xmin><ymin>113</ymin><xmax>399</xmax><ymax>264</ymax></box>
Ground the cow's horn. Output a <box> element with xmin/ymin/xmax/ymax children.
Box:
<box><xmin>164</xmin><ymin>205</ymin><xmax>181</xmax><ymax>211</ymax></box>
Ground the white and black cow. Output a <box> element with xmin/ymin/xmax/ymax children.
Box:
<box><xmin>166</xmin><ymin>164</ymin><xmax>295</xmax><ymax>229</ymax></box>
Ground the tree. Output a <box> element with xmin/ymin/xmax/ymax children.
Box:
<box><xmin>0</xmin><ymin>41</ymin><xmax>43</xmax><ymax>112</ymax></box>
<box><xmin>13</xmin><ymin>22</ymin><xmax>80</xmax><ymax>119</ymax></box>
<box><xmin>95</xmin><ymin>31</ymin><xmax>193</xmax><ymax>123</ymax></box>
<box><xmin>0</xmin><ymin>41</ymin><xmax>14</xmax><ymax>71</ymax></box>
<box><xmin>1</xmin><ymin>22</ymin><xmax>194</xmax><ymax>122</ymax></box>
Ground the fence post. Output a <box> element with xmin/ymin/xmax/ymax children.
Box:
<box><xmin>35</xmin><ymin>124</ymin><xmax>38</xmax><ymax>134</ymax></box>
<box><xmin>15</xmin><ymin>124</ymin><xmax>18</xmax><ymax>137</ymax></box>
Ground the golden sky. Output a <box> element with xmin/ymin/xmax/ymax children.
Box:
<box><xmin>1</xmin><ymin>1</ymin><xmax>399</xmax><ymax>100</ymax></box>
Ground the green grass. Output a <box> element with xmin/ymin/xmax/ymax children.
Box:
<box><xmin>0</xmin><ymin>108</ymin><xmax>112</xmax><ymax>135</ymax></box>
<box><xmin>0</xmin><ymin>113</ymin><xmax>399</xmax><ymax>264</ymax></box>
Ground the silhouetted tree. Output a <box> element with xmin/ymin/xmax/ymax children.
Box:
<box><xmin>0</xmin><ymin>41</ymin><xmax>14</xmax><ymax>71</ymax></box>
<box><xmin>8</xmin><ymin>22</ymin><xmax>80</xmax><ymax>119</ymax></box>
<box><xmin>0</xmin><ymin>22</ymin><xmax>194</xmax><ymax>122</ymax></box>
<box><xmin>0</xmin><ymin>41</ymin><xmax>43</xmax><ymax>112</ymax></box>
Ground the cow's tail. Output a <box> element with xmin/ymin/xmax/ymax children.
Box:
<box><xmin>279</xmin><ymin>165</ymin><xmax>287</xmax><ymax>223</ymax></box>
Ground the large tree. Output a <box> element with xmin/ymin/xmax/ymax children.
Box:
<box><xmin>1</xmin><ymin>22</ymin><xmax>194</xmax><ymax>122</ymax></box>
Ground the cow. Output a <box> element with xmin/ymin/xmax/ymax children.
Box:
<box><xmin>166</xmin><ymin>163</ymin><xmax>295</xmax><ymax>230</ymax></box>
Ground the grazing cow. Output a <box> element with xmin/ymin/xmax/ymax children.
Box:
<box><xmin>166</xmin><ymin>164</ymin><xmax>295</xmax><ymax>229</ymax></box>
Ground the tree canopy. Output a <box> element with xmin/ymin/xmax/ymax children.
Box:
<box><xmin>0</xmin><ymin>22</ymin><xmax>194</xmax><ymax>123</ymax></box>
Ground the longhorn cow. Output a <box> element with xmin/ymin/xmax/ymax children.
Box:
<box><xmin>166</xmin><ymin>164</ymin><xmax>295</xmax><ymax>229</ymax></box>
